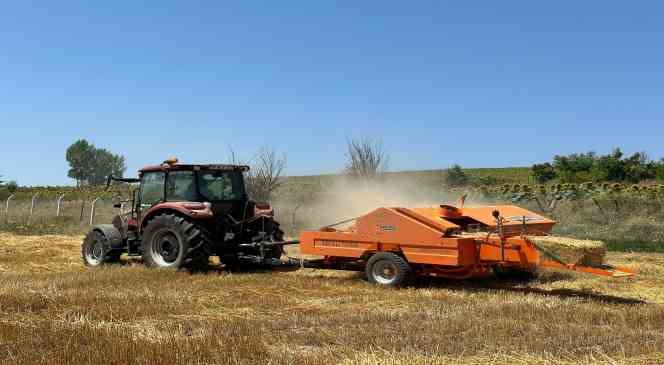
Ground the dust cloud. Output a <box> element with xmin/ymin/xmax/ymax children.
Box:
<box><xmin>276</xmin><ymin>176</ymin><xmax>490</xmax><ymax>232</ymax></box>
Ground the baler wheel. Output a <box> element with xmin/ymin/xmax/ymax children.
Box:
<box><xmin>366</xmin><ymin>252</ymin><xmax>412</xmax><ymax>287</ymax></box>
<box><xmin>142</xmin><ymin>214</ymin><xmax>209</xmax><ymax>269</ymax></box>
<box><xmin>81</xmin><ymin>230</ymin><xmax>121</xmax><ymax>267</ymax></box>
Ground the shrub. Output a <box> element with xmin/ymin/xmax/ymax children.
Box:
<box><xmin>531</xmin><ymin>163</ymin><xmax>556</xmax><ymax>183</ymax></box>
<box><xmin>475</xmin><ymin>175</ymin><xmax>500</xmax><ymax>186</ymax></box>
<box><xmin>6</xmin><ymin>181</ymin><xmax>18</xmax><ymax>193</ymax></box>
<box><xmin>656</xmin><ymin>161</ymin><xmax>664</xmax><ymax>182</ymax></box>
<box><xmin>443</xmin><ymin>164</ymin><xmax>469</xmax><ymax>187</ymax></box>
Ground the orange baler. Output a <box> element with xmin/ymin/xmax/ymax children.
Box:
<box><xmin>298</xmin><ymin>204</ymin><xmax>633</xmax><ymax>286</ymax></box>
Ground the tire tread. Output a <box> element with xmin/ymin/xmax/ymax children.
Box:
<box><xmin>365</xmin><ymin>252</ymin><xmax>412</xmax><ymax>287</ymax></box>
<box><xmin>141</xmin><ymin>214</ymin><xmax>210</xmax><ymax>269</ymax></box>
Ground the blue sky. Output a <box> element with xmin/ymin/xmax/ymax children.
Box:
<box><xmin>1</xmin><ymin>1</ymin><xmax>663</xmax><ymax>186</ymax></box>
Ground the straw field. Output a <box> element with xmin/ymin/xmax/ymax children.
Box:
<box><xmin>0</xmin><ymin>233</ymin><xmax>662</xmax><ymax>364</ymax></box>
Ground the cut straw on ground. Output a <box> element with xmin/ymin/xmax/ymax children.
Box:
<box><xmin>0</xmin><ymin>233</ymin><xmax>661</xmax><ymax>364</ymax></box>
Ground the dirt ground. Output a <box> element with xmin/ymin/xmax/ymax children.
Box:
<box><xmin>0</xmin><ymin>232</ymin><xmax>662</xmax><ymax>364</ymax></box>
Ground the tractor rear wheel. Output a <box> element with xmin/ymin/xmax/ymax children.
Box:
<box><xmin>81</xmin><ymin>230</ymin><xmax>122</xmax><ymax>267</ymax></box>
<box><xmin>366</xmin><ymin>252</ymin><xmax>412</xmax><ymax>287</ymax></box>
<box><xmin>142</xmin><ymin>214</ymin><xmax>209</xmax><ymax>269</ymax></box>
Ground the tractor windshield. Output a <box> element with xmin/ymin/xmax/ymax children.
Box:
<box><xmin>197</xmin><ymin>171</ymin><xmax>245</xmax><ymax>201</ymax></box>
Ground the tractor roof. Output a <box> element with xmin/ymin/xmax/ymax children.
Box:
<box><xmin>140</xmin><ymin>162</ymin><xmax>250</xmax><ymax>173</ymax></box>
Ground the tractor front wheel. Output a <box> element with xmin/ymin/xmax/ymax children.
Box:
<box><xmin>81</xmin><ymin>230</ymin><xmax>121</xmax><ymax>267</ymax></box>
<box><xmin>365</xmin><ymin>252</ymin><xmax>412</xmax><ymax>287</ymax></box>
<box><xmin>142</xmin><ymin>214</ymin><xmax>209</xmax><ymax>269</ymax></box>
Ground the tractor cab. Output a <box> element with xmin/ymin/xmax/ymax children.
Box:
<box><xmin>136</xmin><ymin>158</ymin><xmax>253</xmax><ymax>227</ymax></box>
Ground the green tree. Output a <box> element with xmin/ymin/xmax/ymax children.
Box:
<box><xmin>443</xmin><ymin>164</ymin><xmax>469</xmax><ymax>187</ymax></box>
<box><xmin>541</xmin><ymin>148</ymin><xmax>658</xmax><ymax>183</ymax></box>
<box><xmin>66</xmin><ymin>139</ymin><xmax>96</xmax><ymax>186</ymax></box>
<box><xmin>553</xmin><ymin>152</ymin><xmax>596</xmax><ymax>182</ymax></box>
<box><xmin>531</xmin><ymin>162</ymin><xmax>556</xmax><ymax>183</ymax></box>
<box><xmin>66</xmin><ymin>139</ymin><xmax>126</xmax><ymax>185</ymax></box>
<box><xmin>589</xmin><ymin>148</ymin><xmax>623</xmax><ymax>182</ymax></box>
<box><xmin>656</xmin><ymin>159</ymin><xmax>664</xmax><ymax>182</ymax></box>
<box><xmin>89</xmin><ymin>148</ymin><xmax>126</xmax><ymax>185</ymax></box>
<box><xmin>5</xmin><ymin>181</ymin><xmax>18</xmax><ymax>193</ymax></box>
<box><xmin>623</xmin><ymin>151</ymin><xmax>655</xmax><ymax>182</ymax></box>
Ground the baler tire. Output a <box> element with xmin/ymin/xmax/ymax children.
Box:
<box><xmin>81</xmin><ymin>230</ymin><xmax>122</xmax><ymax>267</ymax></box>
<box><xmin>141</xmin><ymin>214</ymin><xmax>210</xmax><ymax>269</ymax></box>
<box><xmin>366</xmin><ymin>252</ymin><xmax>412</xmax><ymax>287</ymax></box>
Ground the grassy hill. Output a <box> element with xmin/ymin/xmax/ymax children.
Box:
<box><xmin>277</xmin><ymin>167</ymin><xmax>531</xmax><ymax>204</ymax></box>
<box><xmin>284</xmin><ymin>167</ymin><xmax>531</xmax><ymax>186</ymax></box>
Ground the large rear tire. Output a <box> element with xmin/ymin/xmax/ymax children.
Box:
<box><xmin>365</xmin><ymin>252</ymin><xmax>412</xmax><ymax>287</ymax></box>
<box><xmin>81</xmin><ymin>230</ymin><xmax>122</xmax><ymax>267</ymax></box>
<box><xmin>142</xmin><ymin>214</ymin><xmax>209</xmax><ymax>269</ymax></box>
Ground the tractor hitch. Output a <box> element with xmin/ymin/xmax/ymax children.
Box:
<box><xmin>237</xmin><ymin>240</ymin><xmax>300</xmax><ymax>249</ymax></box>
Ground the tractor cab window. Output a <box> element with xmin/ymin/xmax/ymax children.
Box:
<box><xmin>166</xmin><ymin>171</ymin><xmax>196</xmax><ymax>201</ymax></box>
<box><xmin>140</xmin><ymin>172</ymin><xmax>165</xmax><ymax>208</ymax></box>
<box><xmin>198</xmin><ymin>171</ymin><xmax>244</xmax><ymax>201</ymax></box>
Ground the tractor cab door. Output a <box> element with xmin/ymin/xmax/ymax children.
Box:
<box><xmin>137</xmin><ymin>171</ymin><xmax>166</xmax><ymax>226</ymax></box>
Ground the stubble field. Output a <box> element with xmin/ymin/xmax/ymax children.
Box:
<box><xmin>0</xmin><ymin>232</ymin><xmax>662</xmax><ymax>364</ymax></box>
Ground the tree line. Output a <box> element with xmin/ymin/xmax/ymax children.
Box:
<box><xmin>440</xmin><ymin>147</ymin><xmax>664</xmax><ymax>188</ymax></box>
<box><xmin>532</xmin><ymin>148</ymin><xmax>664</xmax><ymax>184</ymax></box>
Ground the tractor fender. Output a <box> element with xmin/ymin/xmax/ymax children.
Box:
<box><xmin>141</xmin><ymin>203</ymin><xmax>214</xmax><ymax>229</ymax></box>
<box><xmin>91</xmin><ymin>224</ymin><xmax>124</xmax><ymax>250</ymax></box>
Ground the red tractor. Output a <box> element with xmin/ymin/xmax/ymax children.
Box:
<box><xmin>81</xmin><ymin>158</ymin><xmax>292</xmax><ymax>269</ymax></box>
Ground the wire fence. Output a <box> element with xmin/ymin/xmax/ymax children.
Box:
<box><xmin>1</xmin><ymin>194</ymin><xmax>118</xmax><ymax>234</ymax></box>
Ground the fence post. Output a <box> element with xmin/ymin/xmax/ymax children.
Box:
<box><xmin>291</xmin><ymin>203</ymin><xmax>302</xmax><ymax>234</ymax></box>
<box><xmin>90</xmin><ymin>197</ymin><xmax>102</xmax><ymax>226</ymax></box>
<box><xmin>79</xmin><ymin>200</ymin><xmax>86</xmax><ymax>222</ymax></box>
<box><xmin>4</xmin><ymin>194</ymin><xmax>15</xmax><ymax>223</ymax></box>
<box><xmin>56</xmin><ymin>194</ymin><xmax>67</xmax><ymax>217</ymax></box>
<box><xmin>29</xmin><ymin>193</ymin><xmax>40</xmax><ymax>222</ymax></box>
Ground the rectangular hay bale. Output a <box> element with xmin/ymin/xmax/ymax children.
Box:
<box><xmin>527</xmin><ymin>235</ymin><xmax>606</xmax><ymax>267</ymax></box>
